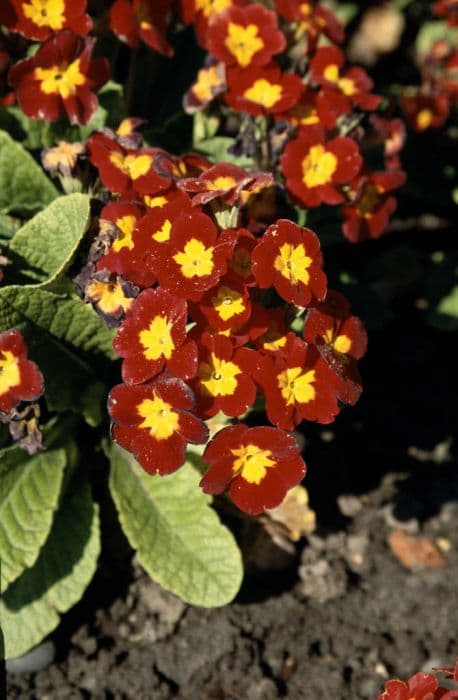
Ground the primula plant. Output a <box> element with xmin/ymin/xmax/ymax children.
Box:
<box><xmin>0</xmin><ymin>0</ymin><xmax>456</xmax><ymax>661</ymax></box>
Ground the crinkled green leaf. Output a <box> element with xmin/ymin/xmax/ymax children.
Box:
<box><xmin>1</xmin><ymin>476</ymin><xmax>100</xmax><ymax>659</ymax></box>
<box><xmin>0</xmin><ymin>130</ymin><xmax>58</xmax><ymax>214</ymax></box>
<box><xmin>107</xmin><ymin>443</ymin><xmax>243</xmax><ymax>607</ymax></box>
<box><xmin>196</xmin><ymin>137</ymin><xmax>254</xmax><ymax>167</ymax></box>
<box><xmin>0</xmin><ymin>442</ymin><xmax>69</xmax><ymax>589</ymax></box>
<box><xmin>8</xmin><ymin>194</ymin><xmax>90</xmax><ymax>284</ymax></box>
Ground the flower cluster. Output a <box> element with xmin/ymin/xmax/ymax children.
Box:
<box><xmin>75</xmin><ymin>120</ymin><xmax>368</xmax><ymax>514</ymax></box>
<box><xmin>182</xmin><ymin>0</ymin><xmax>407</xmax><ymax>243</ymax></box>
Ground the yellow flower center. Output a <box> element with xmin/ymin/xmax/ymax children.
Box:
<box><xmin>278</xmin><ymin>366</ymin><xmax>316</xmax><ymax>405</ymax></box>
<box><xmin>206</xmin><ymin>176</ymin><xmax>237</xmax><ymax>191</ymax></box>
<box><xmin>86</xmin><ymin>280</ymin><xmax>133</xmax><ymax>315</ymax></box>
<box><xmin>109</xmin><ymin>153</ymin><xmax>152</xmax><ymax>181</ymax></box>
<box><xmin>243</xmin><ymin>79</ymin><xmax>282</xmax><ymax>108</ymax></box>
<box><xmin>323</xmin><ymin>64</ymin><xmax>355</xmax><ymax>96</ymax></box>
<box><xmin>416</xmin><ymin>109</ymin><xmax>433</xmax><ymax>130</ymax></box>
<box><xmin>112</xmin><ymin>215</ymin><xmax>137</xmax><ymax>253</ymax></box>
<box><xmin>23</xmin><ymin>0</ymin><xmax>65</xmax><ymax>29</ymax></box>
<box><xmin>199</xmin><ymin>354</ymin><xmax>240</xmax><ymax>396</ymax></box>
<box><xmin>211</xmin><ymin>286</ymin><xmax>245</xmax><ymax>321</ymax></box>
<box><xmin>260</xmin><ymin>326</ymin><xmax>287</xmax><ymax>352</ymax></box>
<box><xmin>289</xmin><ymin>103</ymin><xmax>320</xmax><ymax>126</ymax></box>
<box><xmin>137</xmin><ymin>393</ymin><xmax>179</xmax><ymax>440</ymax></box>
<box><xmin>144</xmin><ymin>195</ymin><xmax>168</xmax><ymax>208</ymax></box>
<box><xmin>139</xmin><ymin>315</ymin><xmax>175</xmax><ymax>361</ymax></box>
<box><xmin>302</xmin><ymin>144</ymin><xmax>337</xmax><ymax>188</ymax></box>
<box><xmin>193</xmin><ymin>65</ymin><xmax>223</xmax><ymax>103</ymax></box>
<box><xmin>225</xmin><ymin>22</ymin><xmax>264</xmax><ymax>67</ymax></box>
<box><xmin>323</xmin><ymin>329</ymin><xmax>352</xmax><ymax>354</ymax></box>
<box><xmin>151</xmin><ymin>219</ymin><xmax>172</xmax><ymax>243</ymax></box>
<box><xmin>0</xmin><ymin>350</ymin><xmax>20</xmax><ymax>396</ymax></box>
<box><xmin>173</xmin><ymin>238</ymin><xmax>214</xmax><ymax>278</ymax></box>
<box><xmin>274</xmin><ymin>242</ymin><xmax>312</xmax><ymax>286</ymax></box>
<box><xmin>231</xmin><ymin>443</ymin><xmax>275</xmax><ymax>484</ymax></box>
<box><xmin>195</xmin><ymin>0</ymin><xmax>231</xmax><ymax>18</ymax></box>
<box><xmin>34</xmin><ymin>59</ymin><xmax>85</xmax><ymax>99</ymax></box>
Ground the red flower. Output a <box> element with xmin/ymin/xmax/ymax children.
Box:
<box><xmin>274</xmin><ymin>0</ymin><xmax>344</xmax><ymax>46</ymax></box>
<box><xmin>108</xmin><ymin>374</ymin><xmax>208</xmax><ymax>475</ymax></box>
<box><xmin>87</xmin><ymin>132</ymin><xmax>170</xmax><ymax>195</ymax></box>
<box><xmin>177</xmin><ymin>162</ymin><xmax>273</xmax><ymax>206</ymax></box>
<box><xmin>342</xmin><ymin>170</ymin><xmax>406</xmax><ymax>243</ymax></box>
<box><xmin>377</xmin><ymin>672</ymin><xmax>440</xmax><ymax>700</ymax></box>
<box><xmin>225</xmin><ymin>63</ymin><xmax>303</xmax><ymax>116</ymax></box>
<box><xmin>251</xmin><ymin>219</ymin><xmax>327</xmax><ymax>307</ymax></box>
<box><xmin>207</xmin><ymin>4</ymin><xmax>285</xmax><ymax>69</ymax></box>
<box><xmin>0</xmin><ymin>329</ymin><xmax>44</xmax><ymax>412</ymax></box>
<box><xmin>281</xmin><ymin>126</ymin><xmax>362</xmax><ymax>208</ymax></box>
<box><xmin>109</xmin><ymin>0</ymin><xmax>173</xmax><ymax>56</ymax></box>
<box><xmin>191</xmin><ymin>332</ymin><xmax>258</xmax><ymax>418</ymax></box>
<box><xmin>369</xmin><ymin>115</ymin><xmax>406</xmax><ymax>170</ymax></box>
<box><xmin>8</xmin><ymin>0</ymin><xmax>92</xmax><ymax>41</ymax></box>
<box><xmin>184</xmin><ymin>61</ymin><xmax>226</xmax><ymax>114</ymax></box>
<box><xmin>8</xmin><ymin>31</ymin><xmax>109</xmax><ymax>125</ymax></box>
<box><xmin>399</xmin><ymin>89</ymin><xmax>450</xmax><ymax>132</ymax></box>
<box><xmin>180</xmin><ymin>0</ymin><xmax>245</xmax><ymax>47</ymax></box>
<box><xmin>189</xmin><ymin>276</ymin><xmax>251</xmax><ymax>332</ymax></box>
<box><xmin>81</xmin><ymin>270</ymin><xmax>137</xmax><ymax>327</ymax></box>
<box><xmin>255</xmin><ymin>306</ymin><xmax>289</xmax><ymax>354</ymax></box>
<box><xmin>151</xmin><ymin>210</ymin><xmax>235</xmax><ymax>301</ymax></box>
<box><xmin>433</xmin><ymin>0</ymin><xmax>458</xmax><ymax>26</ymax></box>
<box><xmin>310</xmin><ymin>45</ymin><xmax>381</xmax><ymax>111</ymax></box>
<box><xmin>226</xmin><ymin>227</ymin><xmax>257</xmax><ymax>286</ymax></box>
<box><xmin>303</xmin><ymin>290</ymin><xmax>367</xmax><ymax>405</ymax></box>
<box><xmin>200</xmin><ymin>424</ymin><xmax>306</xmax><ymax>515</ymax></box>
<box><xmin>95</xmin><ymin>202</ymin><xmax>155</xmax><ymax>288</ymax></box>
<box><xmin>257</xmin><ymin>334</ymin><xmax>340</xmax><ymax>430</ymax></box>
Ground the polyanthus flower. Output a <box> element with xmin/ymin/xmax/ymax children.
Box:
<box><xmin>207</xmin><ymin>4</ymin><xmax>285</xmax><ymax>69</ymax></box>
<box><xmin>433</xmin><ymin>0</ymin><xmax>458</xmax><ymax>27</ymax></box>
<box><xmin>184</xmin><ymin>61</ymin><xmax>226</xmax><ymax>114</ymax></box>
<box><xmin>189</xmin><ymin>276</ymin><xmax>251</xmax><ymax>332</ymax></box>
<box><xmin>8</xmin><ymin>31</ymin><xmax>109</xmax><ymax>125</ymax></box>
<box><xmin>8</xmin><ymin>0</ymin><xmax>92</xmax><ymax>41</ymax></box>
<box><xmin>275</xmin><ymin>0</ymin><xmax>344</xmax><ymax>46</ymax></box>
<box><xmin>342</xmin><ymin>170</ymin><xmax>406</xmax><ymax>243</ymax></box>
<box><xmin>177</xmin><ymin>162</ymin><xmax>273</xmax><ymax>206</ymax></box>
<box><xmin>180</xmin><ymin>0</ymin><xmax>244</xmax><ymax>47</ymax></box>
<box><xmin>258</xmin><ymin>334</ymin><xmax>340</xmax><ymax>430</ymax></box>
<box><xmin>81</xmin><ymin>270</ymin><xmax>137</xmax><ymax>327</ymax></box>
<box><xmin>108</xmin><ymin>373</ymin><xmax>208</xmax><ymax>475</ymax></box>
<box><xmin>251</xmin><ymin>219</ymin><xmax>327</xmax><ymax>307</ymax></box>
<box><xmin>0</xmin><ymin>329</ymin><xmax>44</xmax><ymax>412</ymax></box>
<box><xmin>255</xmin><ymin>306</ymin><xmax>289</xmax><ymax>354</ymax></box>
<box><xmin>191</xmin><ymin>331</ymin><xmax>258</xmax><ymax>417</ymax></box>
<box><xmin>281</xmin><ymin>126</ymin><xmax>362</xmax><ymax>208</ymax></box>
<box><xmin>226</xmin><ymin>227</ymin><xmax>257</xmax><ymax>286</ymax></box>
<box><xmin>303</xmin><ymin>290</ymin><xmax>367</xmax><ymax>405</ymax></box>
<box><xmin>109</xmin><ymin>0</ymin><xmax>173</xmax><ymax>56</ymax></box>
<box><xmin>225</xmin><ymin>64</ymin><xmax>303</xmax><ymax>116</ymax></box>
<box><xmin>113</xmin><ymin>287</ymin><xmax>198</xmax><ymax>384</ymax></box>
<box><xmin>87</xmin><ymin>132</ymin><xmax>170</xmax><ymax>195</ymax></box>
<box><xmin>377</xmin><ymin>672</ymin><xmax>440</xmax><ymax>700</ymax></box>
<box><xmin>399</xmin><ymin>90</ymin><xmax>450</xmax><ymax>132</ymax></box>
<box><xmin>200</xmin><ymin>424</ymin><xmax>306</xmax><ymax>514</ymax></box>
<box><xmin>151</xmin><ymin>210</ymin><xmax>235</xmax><ymax>301</ymax></box>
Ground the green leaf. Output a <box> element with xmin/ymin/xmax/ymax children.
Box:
<box><xmin>8</xmin><ymin>194</ymin><xmax>90</xmax><ymax>284</ymax></box>
<box><xmin>0</xmin><ymin>443</ymin><xmax>69</xmax><ymax>589</ymax></box>
<box><xmin>0</xmin><ymin>214</ymin><xmax>21</xmax><ymax>242</ymax></box>
<box><xmin>107</xmin><ymin>443</ymin><xmax>243</xmax><ymax>607</ymax></box>
<box><xmin>416</xmin><ymin>20</ymin><xmax>457</xmax><ymax>58</ymax></box>
<box><xmin>0</xmin><ymin>130</ymin><xmax>58</xmax><ymax>214</ymax></box>
<box><xmin>196</xmin><ymin>137</ymin><xmax>254</xmax><ymax>167</ymax></box>
<box><xmin>0</xmin><ymin>476</ymin><xmax>100</xmax><ymax>659</ymax></box>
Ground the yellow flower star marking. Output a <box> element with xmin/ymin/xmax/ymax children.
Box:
<box><xmin>417</xmin><ymin>109</ymin><xmax>433</xmax><ymax>130</ymax></box>
<box><xmin>173</xmin><ymin>238</ymin><xmax>214</xmax><ymax>278</ymax></box>
<box><xmin>323</xmin><ymin>64</ymin><xmax>355</xmax><ymax>96</ymax></box>
<box><xmin>225</xmin><ymin>22</ymin><xmax>264</xmax><ymax>68</ymax></box>
<box><xmin>137</xmin><ymin>393</ymin><xmax>179</xmax><ymax>440</ymax></box>
<box><xmin>193</xmin><ymin>65</ymin><xmax>223</xmax><ymax>103</ymax></box>
<box><xmin>278</xmin><ymin>366</ymin><xmax>316</xmax><ymax>405</ymax></box>
<box><xmin>152</xmin><ymin>219</ymin><xmax>172</xmax><ymax>243</ymax></box>
<box><xmin>211</xmin><ymin>286</ymin><xmax>245</xmax><ymax>321</ymax></box>
<box><xmin>244</xmin><ymin>79</ymin><xmax>282</xmax><ymax>108</ymax></box>
<box><xmin>112</xmin><ymin>215</ymin><xmax>137</xmax><ymax>252</ymax></box>
<box><xmin>144</xmin><ymin>195</ymin><xmax>168</xmax><ymax>208</ymax></box>
<box><xmin>324</xmin><ymin>63</ymin><xmax>340</xmax><ymax>83</ymax></box>
<box><xmin>109</xmin><ymin>152</ymin><xmax>152</xmax><ymax>181</ymax></box>
<box><xmin>195</xmin><ymin>0</ymin><xmax>231</xmax><ymax>18</ymax></box>
<box><xmin>231</xmin><ymin>443</ymin><xmax>275</xmax><ymax>484</ymax></box>
<box><xmin>139</xmin><ymin>315</ymin><xmax>175</xmax><ymax>361</ymax></box>
<box><xmin>323</xmin><ymin>329</ymin><xmax>352</xmax><ymax>354</ymax></box>
<box><xmin>86</xmin><ymin>280</ymin><xmax>133</xmax><ymax>315</ymax></box>
<box><xmin>302</xmin><ymin>144</ymin><xmax>337</xmax><ymax>188</ymax></box>
<box><xmin>261</xmin><ymin>327</ymin><xmax>287</xmax><ymax>352</ymax></box>
<box><xmin>274</xmin><ymin>242</ymin><xmax>312</xmax><ymax>286</ymax></box>
<box><xmin>206</xmin><ymin>175</ymin><xmax>237</xmax><ymax>191</ymax></box>
<box><xmin>199</xmin><ymin>354</ymin><xmax>240</xmax><ymax>396</ymax></box>
<box><xmin>34</xmin><ymin>59</ymin><xmax>85</xmax><ymax>99</ymax></box>
<box><xmin>0</xmin><ymin>350</ymin><xmax>20</xmax><ymax>396</ymax></box>
<box><xmin>23</xmin><ymin>0</ymin><xmax>65</xmax><ymax>29</ymax></box>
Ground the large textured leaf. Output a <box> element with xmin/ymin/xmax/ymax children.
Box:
<box><xmin>1</xmin><ymin>477</ymin><xmax>100</xmax><ymax>659</ymax></box>
<box><xmin>0</xmin><ymin>130</ymin><xmax>58</xmax><ymax>214</ymax></box>
<box><xmin>8</xmin><ymin>194</ymin><xmax>90</xmax><ymax>283</ymax></box>
<box><xmin>0</xmin><ymin>442</ymin><xmax>69</xmax><ymax>589</ymax></box>
<box><xmin>108</xmin><ymin>443</ymin><xmax>243</xmax><ymax>607</ymax></box>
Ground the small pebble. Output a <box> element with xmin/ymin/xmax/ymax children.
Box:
<box><xmin>6</xmin><ymin>640</ymin><xmax>55</xmax><ymax>674</ymax></box>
